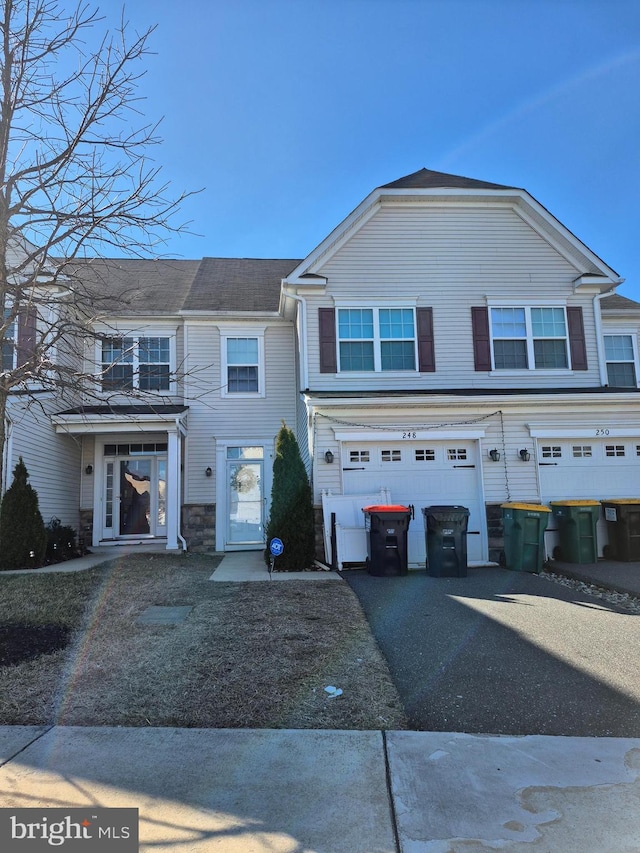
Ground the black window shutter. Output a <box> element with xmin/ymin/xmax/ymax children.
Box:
<box><xmin>567</xmin><ymin>306</ymin><xmax>588</xmax><ymax>370</ymax></box>
<box><xmin>318</xmin><ymin>307</ymin><xmax>337</xmax><ymax>373</ymax></box>
<box><xmin>471</xmin><ymin>307</ymin><xmax>491</xmax><ymax>371</ymax></box>
<box><xmin>17</xmin><ymin>305</ymin><xmax>37</xmax><ymax>368</ymax></box>
<box><xmin>416</xmin><ymin>307</ymin><xmax>435</xmax><ymax>372</ymax></box>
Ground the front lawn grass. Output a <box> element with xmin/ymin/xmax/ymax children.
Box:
<box><xmin>0</xmin><ymin>553</ymin><xmax>407</xmax><ymax>730</ymax></box>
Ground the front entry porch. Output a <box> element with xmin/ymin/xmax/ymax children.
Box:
<box><xmin>52</xmin><ymin>405</ymin><xmax>188</xmax><ymax>551</ymax></box>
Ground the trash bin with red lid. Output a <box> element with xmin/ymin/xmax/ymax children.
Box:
<box><xmin>362</xmin><ymin>505</ymin><xmax>413</xmax><ymax>576</ymax></box>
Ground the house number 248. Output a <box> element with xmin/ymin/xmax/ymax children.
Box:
<box><xmin>402</xmin><ymin>431</ymin><xmax>417</xmax><ymax>439</ymax></box>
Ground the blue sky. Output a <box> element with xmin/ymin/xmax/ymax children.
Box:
<box><xmin>102</xmin><ymin>0</ymin><xmax>640</xmax><ymax>299</ymax></box>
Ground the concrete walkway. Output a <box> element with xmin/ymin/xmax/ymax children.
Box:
<box><xmin>0</xmin><ymin>726</ymin><xmax>638</xmax><ymax>852</ymax></box>
<box><xmin>210</xmin><ymin>549</ymin><xmax>341</xmax><ymax>581</ymax></box>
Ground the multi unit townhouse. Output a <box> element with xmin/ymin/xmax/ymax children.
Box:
<box><xmin>6</xmin><ymin>168</ymin><xmax>640</xmax><ymax>566</ymax></box>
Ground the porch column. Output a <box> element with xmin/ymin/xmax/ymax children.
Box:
<box><xmin>166</xmin><ymin>427</ymin><xmax>181</xmax><ymax>550</ymax></box>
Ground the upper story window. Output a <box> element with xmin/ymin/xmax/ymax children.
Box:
<box><xmin>490</xmin><ymin>307</ymin><xmax>568</xmax><ymax>370</ymax></box>
<box><xmin>227</xmin><ymin>337</ymin><xmax>259</xmax><ymax>392</ymax></box>
<box><xmin>337</xmin><ymin>308</ymin><xmax>416</xmax><ymax>372</ymax></box>
<box><xmin>604</xmin><ymin>334</ymin><xmax>638</xmax><ymax>387</ymax></box>
<box><xmin>101</xmin><ymin>336</ymin><xmax>171</xmax><ymax>392</ymax></box>
<box><xmin>221</xmin><ymin>329</ymin><xmax>266</xmax><ymax>397</ymax></box>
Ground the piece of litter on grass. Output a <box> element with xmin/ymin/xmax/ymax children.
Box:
<box><xmin>324</xmin><ymin>685</ymin><xmax>343</xmax><ymax>698</ymax></box>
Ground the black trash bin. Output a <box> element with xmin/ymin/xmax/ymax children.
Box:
<box><xmin>601</xmin><ymin>499</ymin><xmax>640</xmax><ymax>561</ymax></box>
<box><xmin>423</xmin><ymin>505</ymin><xmax>469</xmax><ymax>577</ymax></box>
<box><xmin>362</xmin><ymin>505</ymin><xmax>413</xmax><ymax>576</ymax></box>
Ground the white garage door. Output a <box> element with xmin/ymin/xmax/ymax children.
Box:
<box><xmin>538</xmin><ymin>438</ymin><xmax>640</xmax><ymax>501</ymax></box>
<box><xmin>342</xmin><ymin>440</ymin><xmax>484</xmax><ymax>565</ymax></box>
<box><xmin>538</xmin><ymin>437</ymin><xmax>640</xmax><ymax>557</ymax></box>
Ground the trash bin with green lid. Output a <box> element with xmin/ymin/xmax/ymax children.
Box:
<box><xmin>501</xmin><ymin>503</ymin><xmax>551</xmax><ymax>573</ymax></box>
<box><xmin>362</xmin><ymin>505</ymin><xmax>413</xmax><ymax>576</ymax></box>
<box><xmin>550</xmin><ymin>500</ymin><xmax>600</xmax><ymax>564</ymax></box>
<box><xmin>601</xmin><ymin>499</ymin><xmax>640</xmax><ymax>561</ymax></box>
<box><xmin>423</xmin><ymin>505</ymin><xmax>469</xmax><ymax>577</ymax></box>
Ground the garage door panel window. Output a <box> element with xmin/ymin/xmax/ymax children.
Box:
<box><xmin>604</xmin><ymin>335</ymin><xmax>637</xmax><ymax>387</ymax></box>
<box><xmin>605</xmin><ymin>445</ymin><xmax>625</xmax><ymax>457</ymax></box>
<box><xmin>337</xmin><ymin>308</ymin><xmax>416</xmax><ymax>372</ymax></box>
<box><xmin>491</xmin><ymin>307</ymin><xmax>568</xmax><ymax>370</ymax></box>
<box><xmin>572</xmin><ymin>445</ymin><xmax>592</xmax><ymax>458</ymax></box>
<box><xmin>415</xmin><ymin>449</ymin><xmax>435</xmax><ymax>462</ymax></box>
<box><xmin>541</xmin><ymin>445</ymin><xmax>562</xmax><ymax>458</ymax></box>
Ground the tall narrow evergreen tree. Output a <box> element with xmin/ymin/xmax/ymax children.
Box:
<box><xmin>0</xmin><ymin>457</ymin><xmax>47</xmax><ymax>569</ymax></box>
<box><xmin>265</xmin><ymin>423</ymin><xmax>315</xmax><ymax>571</ymax></box>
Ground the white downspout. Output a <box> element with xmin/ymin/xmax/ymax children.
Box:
<box><xmin>176</xmin><ymin>418</ymin><xmax>187</xmax><ymax>551</ymax></box>
<box><xmin>285</xmin><ymin>289</ymin><xmax>309</xmax><ymax>391</ymax></box>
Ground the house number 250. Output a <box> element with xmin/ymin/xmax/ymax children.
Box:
<box><xmin>402</xmin><ymin>431</ymin><xmax>417</xmax><ymax>439</ymax></box>
<box><xmin>595</xmin><ymin>429</ymin><xmax>610</xmax><ymax>436</ymax></box>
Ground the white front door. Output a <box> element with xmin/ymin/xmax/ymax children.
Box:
<box><xmin>102</xmin><ymin>455</ymin><xmax>167</xmax><ymax>539</ymax></box>
<box><xmin>226</xmin><ymin>446</ymin><xmax>265</xmax><ymax>547</ymax></box>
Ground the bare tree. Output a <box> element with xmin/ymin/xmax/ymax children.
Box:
<box><xmin>0</xmin><ymin>0</ymin><xmax>196</xmax><ymax>487</ymax></box>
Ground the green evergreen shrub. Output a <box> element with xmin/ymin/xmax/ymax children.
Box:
<box><xmin>0</xmin><ymin>457</ymin><xmax>47</xmax><ymax>569</ymax></box>
<box><xmin>45</xmin><ymin>517</ymin><xmax>78</xmax><ymax>563</ymax></box>
<box><xmin>265</xmin><ymin>422</ymin><xmax>315</xmax><ymax>571</ymax></box>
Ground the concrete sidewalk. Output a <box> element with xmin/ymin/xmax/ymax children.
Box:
<box><xmin>0</xmin><ymin>726</ymin><xmax>639</xmax><ymax>852</ymax></box>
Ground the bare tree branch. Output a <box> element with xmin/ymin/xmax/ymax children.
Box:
<box><xmin>0</xmin><ymin>0</ymin><xmax>201</xmax><ymax>487</ymax></box>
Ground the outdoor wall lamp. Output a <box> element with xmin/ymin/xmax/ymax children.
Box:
<box><xmin>488</xmin><ymin>448</ymin><xmax>501</xmax><ymax>462</ymax></box>
<box><xmin>205</xmin><ymin>466</ymin><xmax>212</xmax><ymax>477</ymax></box>
<box><xmin>85</xmin><ymin>464</ymin><xmax>93</xmax><ymax>475</ymax></box>
<box><xmin>324</xmin><ymin>450</ymin><xmax>334</xmax><ymax>464</ymax></box>
<box><xmin>519</xmin><ymin>449</ymin><xmax>531</xmax><ymax>462</ymax></box>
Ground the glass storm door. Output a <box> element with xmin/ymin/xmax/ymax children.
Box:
<box><xmin>227</xmin><ymin>447</ymin><xmax>264</xmax><ymax>545</ymax></box>
<box><xmin>119</xmin><ymin>459</ymin><xmax>152</xmax><ymax>536</ymax></box>
<box><xmin>103</xmin><ymin>456</ymin><xmax>167</xmax><ymax>539</ymax></box>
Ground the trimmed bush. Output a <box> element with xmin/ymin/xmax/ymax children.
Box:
<box><xmin>45</xmin><ymin>517</ymin><xmax>78</xmax><ymax>563</ymax></box>
<box><xmin>265</xmin><ymin>422</ymin><xmax>315</xmax><ymax>571</ymax></box>
<box><xmin>0</xmin><ymin>457</ymin><xmax>47</xmax><ymax>569</ymax></box>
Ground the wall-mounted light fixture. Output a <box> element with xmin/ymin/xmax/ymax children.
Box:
<box><xmin>85</xmin><ymin>464</ymin><xmax>93</xmax><ymax>475</ymax></box>
<box><xmin>519</xmin><ymin>448</ymin><xmax>531</xmax><ymax>462</ymax></box>
<box><xmin>324</xmin><ymin>450</ymin><xmax>334</xmax><ymax>464</ymax></box>
<box><xmin>205</xmin><ymin>466</ymin><xmax>212</xmax><ymax>477</ymax></box>
<box><xmin>488</xmin><ymin>448</ymin><xmax>501</xmax><ymax>462</ymax></box>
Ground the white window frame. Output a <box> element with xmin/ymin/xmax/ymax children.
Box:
<box><xmin>96</xmin><ymin>329</ymin><xmax>177</xmax><ymax>394</ymax></box>
<box><xmin>487</xmin><ymin>302</ymin><xmax>572</xmax><ymax>373</ymax></box>
<box><xmin>603</xmin><ymin>330</ymin><xmax>639</xmax><ymax>388</ymax></box>
<box><xmin>335</xmin><ymin>304</ymin><xmax>419</xmax><ymax>374</ymax></box>
<box><xmin>220</xmin><ymin>326</ymin><xmax>266</xmax><ymax>398</ymax></box>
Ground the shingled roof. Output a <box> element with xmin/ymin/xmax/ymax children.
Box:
<box><xmin>601</xmin><ymin>293</ymin><xmax>640</xmax><ymax>311</ymax></box>
<box><xmin>182</xmin><ymin>257</ymin><xmax>300</xmax><ymax>312</ymax></box>
<box><xmin>381</xmin><ymin>167</ymin><xmax>515</xmax><ymax>191</ymax></box>
<box><xmin>67</xmin><ymin>258</ymin><xmax>200</xmax><ymax>315</ymax></box>
<box><xmin>68</xmin><ymin>256</ymin><xmax>302</xmax><ymax>314</ymax></box>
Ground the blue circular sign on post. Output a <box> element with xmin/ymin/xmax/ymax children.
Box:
<box><xmin>269</xmin><ymin>537</ymin><xmax>284</xmax><ymax>557</ymax></box>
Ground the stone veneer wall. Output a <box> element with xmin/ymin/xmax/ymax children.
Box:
<box><xmin>314</xmin><ymin>506</ymin><xmax>327</xmax><ymax>564</ymax></box>
<box><xmin>79</xmin><ymin>509</ymin><xmax>93</xmax><ymax>550</ymax></box>
<box><xmin>486</xmin><ymin>503</ymin><xmax>504</xmax><ymax>564</ymax></box>
<box><xmin>182</xmin><ymin>504</ymin><xmax>216</xmax><ymax>552</ymax></box>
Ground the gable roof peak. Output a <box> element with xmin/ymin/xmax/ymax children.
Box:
<box><xmin>380</xmin><ymin>167</ymin><xmax>516</xmax><ymax>192</ymax></box>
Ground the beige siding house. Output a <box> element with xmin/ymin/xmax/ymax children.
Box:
<box><xmin>281</xmin><ymin>169</ymin><xmax>640</xmax><ymax>566</ymax></box>
<box><xmin>5</xmin><ymin>167</ymin><xmax>640</xmax><ymax>563</ymax></box>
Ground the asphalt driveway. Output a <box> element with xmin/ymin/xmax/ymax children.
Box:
<box><xmin>345</xmin><ymin>567</ymin><xmax>640</xmax><ymax>736</ymax></box>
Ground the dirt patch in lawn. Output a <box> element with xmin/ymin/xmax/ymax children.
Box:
<box><xmin>0</xmin><ymin>553</ymin><xmax>407</xmax><ymax>730</ymax></box>
<box><xmin>0</xmin><ymin>624</ymin><xmax>73</xmax><ymax>666</ymax></box>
